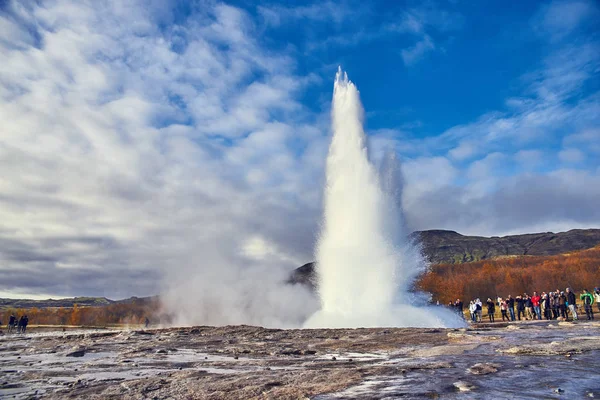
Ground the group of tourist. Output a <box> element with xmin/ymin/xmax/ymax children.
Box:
<box><xmin>6</xmin><ymin>314</ymin><xmax>29</xmax><ymax>334</ymax></box>
<box><xmin>451</xmin><ymin>287</ymin><xmax>600</xmax><ymax>323</ymax></box>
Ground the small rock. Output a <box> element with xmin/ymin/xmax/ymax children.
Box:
<box><xmin>155</xmin><ymin>349</ymin><xmax>168</xmax><ymax>354</ymax></box>
<box><xmin>331</xmin><ymin>356</ymin><xmax>337</xmax><ymax>361</ymax></box>
<box><xmin>66</xmin><ymin>350</ymin><xmax>86</xmax><ymax>357</ymax></box>
<box><xmin>467</xmin><ymin>363</ymin><xmax>499</xmax><ymax>375</ymax></box>
<box><xmin>453</xmin><ymin>381</ymin><xmax>475</xmax><ymax>392</ymax></box>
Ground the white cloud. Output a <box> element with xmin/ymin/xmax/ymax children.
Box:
<box><xmin>558</xmin><ymin>148</ymin><xmax>585</xmax><ymax>163</ymax></box>
<box><xmin>514</xmin><ymin>149</ymin><xmax>545</xmax><ymax>170</ymax></box>
<box><xmin>258</xmin><ymin>2</ymin><xmax>353</xmax><ymax>26</ymax></box>
<box><xmin>448</xmin><ymin>141</ymin><xmax>478</xmax><ymax>161</ymax></box>
<box><xmin>0</xmin><ymin>0</ymin><xmax>324</xmax><ymax>325</ymax></box>
<box><xmin>563</xmin><ymin>129</ymin><xmax>600</xmax><ymax>153</ymax></box>
<box><xmin>394</xmin><ymin>4</ymin><xmax>463</xmax><ymax>66</ymax></box>
<box><xmin>401</xmin><ymin>34</ymin><xmax>435</xmax><ymax>65</ymax></box>
<box><xmin>533</xmin><ymin>0</ymin><xmax>598</xmax><ymax>40</ymax></box>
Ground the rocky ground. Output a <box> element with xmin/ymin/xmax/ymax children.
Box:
<box><xmin>1</xmin><ymin>320</ymin><xmax>599</xmax><ymax>399</ymax></box>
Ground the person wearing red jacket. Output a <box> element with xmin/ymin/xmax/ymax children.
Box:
<box><xmin>531</xmin><ymin>292</ymin><xmax>541</xmax><ymax>320</ymax></box>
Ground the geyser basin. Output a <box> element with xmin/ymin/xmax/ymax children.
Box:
<box><xmin>304</xmin><ymin>68</ymin><xmax>463</xmax><ymax>329</ymax></box>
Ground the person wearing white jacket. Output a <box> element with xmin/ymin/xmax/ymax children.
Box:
<box><xmin>475</xmin><ymin>298</ymin><xmax>483</xmax><ymax>322</ymax></box>
<box><xmin>469</xmin><ymin>301</ymin><xmax>477</xmax><ymax>322</ymax></box>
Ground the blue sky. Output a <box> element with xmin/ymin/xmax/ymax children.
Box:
<box><xmin>0</xmin><ymin>0</ymin><xmax>599</xmax><ymax>304</ymax></box>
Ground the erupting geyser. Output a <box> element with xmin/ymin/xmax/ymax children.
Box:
<box><xmin>304</xmin><ymin>68</ymin><xmax>464</xmax><ymax>328</ymax></box>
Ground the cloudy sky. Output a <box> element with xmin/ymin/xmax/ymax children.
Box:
<box><xmin>1</xmin><ymin>0</ymin><xmax>599</xmax><ymax>300</ymax></box>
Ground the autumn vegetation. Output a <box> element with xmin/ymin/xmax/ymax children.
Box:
<box><xmin>417</xmin><ymin>245</ymin><xmax>600</xmax><ymax>304</ymax></box>
<box><xmin>1</xmin><ymin>298</ymin><xmax>163</xmax><ymax>328</ymax></box>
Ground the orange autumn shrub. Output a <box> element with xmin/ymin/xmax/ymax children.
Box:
<box><xmin>417</xmin><ymin>246</ymin><xmax>600</xmax><ymax>304</ymax></box>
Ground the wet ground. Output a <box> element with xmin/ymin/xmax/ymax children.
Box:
<box><xmin>0</xmin><ymin>320</ymin><xmax>599</xmax><ymax>399</ymax></box>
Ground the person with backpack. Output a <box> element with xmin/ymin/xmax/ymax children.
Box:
<box><xmin>580</xmin><ymin>289</ymin><xmax>594</xmax><ymax>320</ymax></box>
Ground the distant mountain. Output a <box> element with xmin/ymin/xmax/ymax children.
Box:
<box><xmin>0</xmin><ymin>295</ymin><xmax>157</xmax><ymax>309</ymax></box>
<box><xmin>288</xmin><ymin>228</ymin><xmax>600</xmax><ymax>287</ymax></box>
<box><xmin>415</xmin><ymin>228</ymin><xmax>600</xmax><ymax>264</ymax></box>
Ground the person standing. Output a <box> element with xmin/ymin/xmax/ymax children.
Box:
<box><xmin>594</xmin><ymin>288</ymin><xmax>600</xmax><ymax>314</ymax></box>
<box><xmin>580</xmin><ymin>289</ymin><xmax>595</xmax><ymax>320</ymax></box>
<box><xmin>469</xmin><ymin>301</ymin><xmax>477</xmax><ymax>322</ymax></box>
<box><xmin>507</xmin><ymin>295</ymin><xmax>516</xmax><ymax>321</ymax></box>
<box><xmin>499</xmin><ymin>298</ymin><xmax>510</xmax><ymax>322</ymax></box>
<box><xmin>516</xmin><ymin>295</ymin><xmax>525</xmax><ymax>321</ymax></box>
<box><xmin>8</xmin><ymin>314</ymin><xmax>16</xmax><ymax>333</ymax></box>
<box><xmin>475</xmin><ymin>298</ymin><xmax>483</xmax><ymax>322</ymax></box>
<box><xmin>524</xmin><ymin>294</ymin><xmax>534</xmax><ymax>320</ymax></box>
<box><xmin>486</xmin><ymin>298</ymin><xmax>496</xmax><ymax>323</ymax></box>
<box><xmin>542</xmin><ymin>292</ymin><xmax>552</xmax><ymax>320</ymax></box>
<box><xmin>454</xmin><ymin>299</ymin><xmax>464</xmax><ymax>319</ymax></box>
<box><xmin>21</xmin><ymin>315</ymin><xmax>28</xmax><ymax>333</ymax></box>
<box><xmin>552</xmin><ymin>291</ymin><xmax>560</xmax><ymax>319</ymax></box>
<box><xmin>566</xmin><ymin>288</ymin><xmax>577</xmax><ymax>321</ymax></box>
<box><xmin>558</xmin><ymin>292</ymin><xmax>567</xmax><ymax>319</ymax></box>
<box><xmin>531</xmin><ymin>292</ymin><xmax>541</xmax><ymax>320</ymax></box>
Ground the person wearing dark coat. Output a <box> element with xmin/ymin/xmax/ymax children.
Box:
<box><xmin>552</xmin><ymin>291</ymin><xmax>560</xmax><ymax>319</ymax></box>
<box><xmin>558</xmin><ymin>292</ymin><xmax>567</xmax><ymax>319</ymax></box>
<box><xmin>486</xmin><ymin>298</ymin><xmax>496</xmax><ymax>322</ymax></box>
<box><xmin>8</xmin><ymin>315</ymin><xmax>16</xmax><ymax>333</ymax></box>
<box><xmin>507</xmin><ymin>295</ymin><xmax>516</xmax><ymax>321</ymax></box>
<box><xmin>542</xmin><ymin>293</ymin><xmax>552</xmax><ymax>320</ymax></box>
<box><xmin>566</xmin><ymin>288</ymin><xmax>577</xmax><ymax>320</ymax></box>
<box><xmin>516</xmin><ymin>296</ymin><xmax>526</xmax><ymax>321</ymax></box>
<box><xmin>454</xmin><ymin>299</ymin><xmax>464</xmax><ymax>319</ymax></box>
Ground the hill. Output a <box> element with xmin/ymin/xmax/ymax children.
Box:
<box><xmin>415</xmin><ymin>228</ymin><xmax>600</xmax><ymax>264</ymax></box>
<box><xmin>0</xmin><ymin>295</ymin><xmax>157</xmax><ymax>309</ymax></box>
<box><xmin>288</xmin><ymin>228</ymin><xmax>600</xmax><ymax>287</ymax></box>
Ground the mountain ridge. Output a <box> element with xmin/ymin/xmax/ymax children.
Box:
<box><xmin>289</xmin><ymin>228</ymin><xmax>600</xmax><ymax>288</ymax></box>
<box><xmin>0</xmin><ymin>296</ymin><xmax>157</xmax><ymax>309</ymax></box>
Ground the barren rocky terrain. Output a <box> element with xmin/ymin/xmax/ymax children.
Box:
<box><xmin>1</xmin><ymin>320</ymin><xmax>599</xmax><ymax>399</ymax></box>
